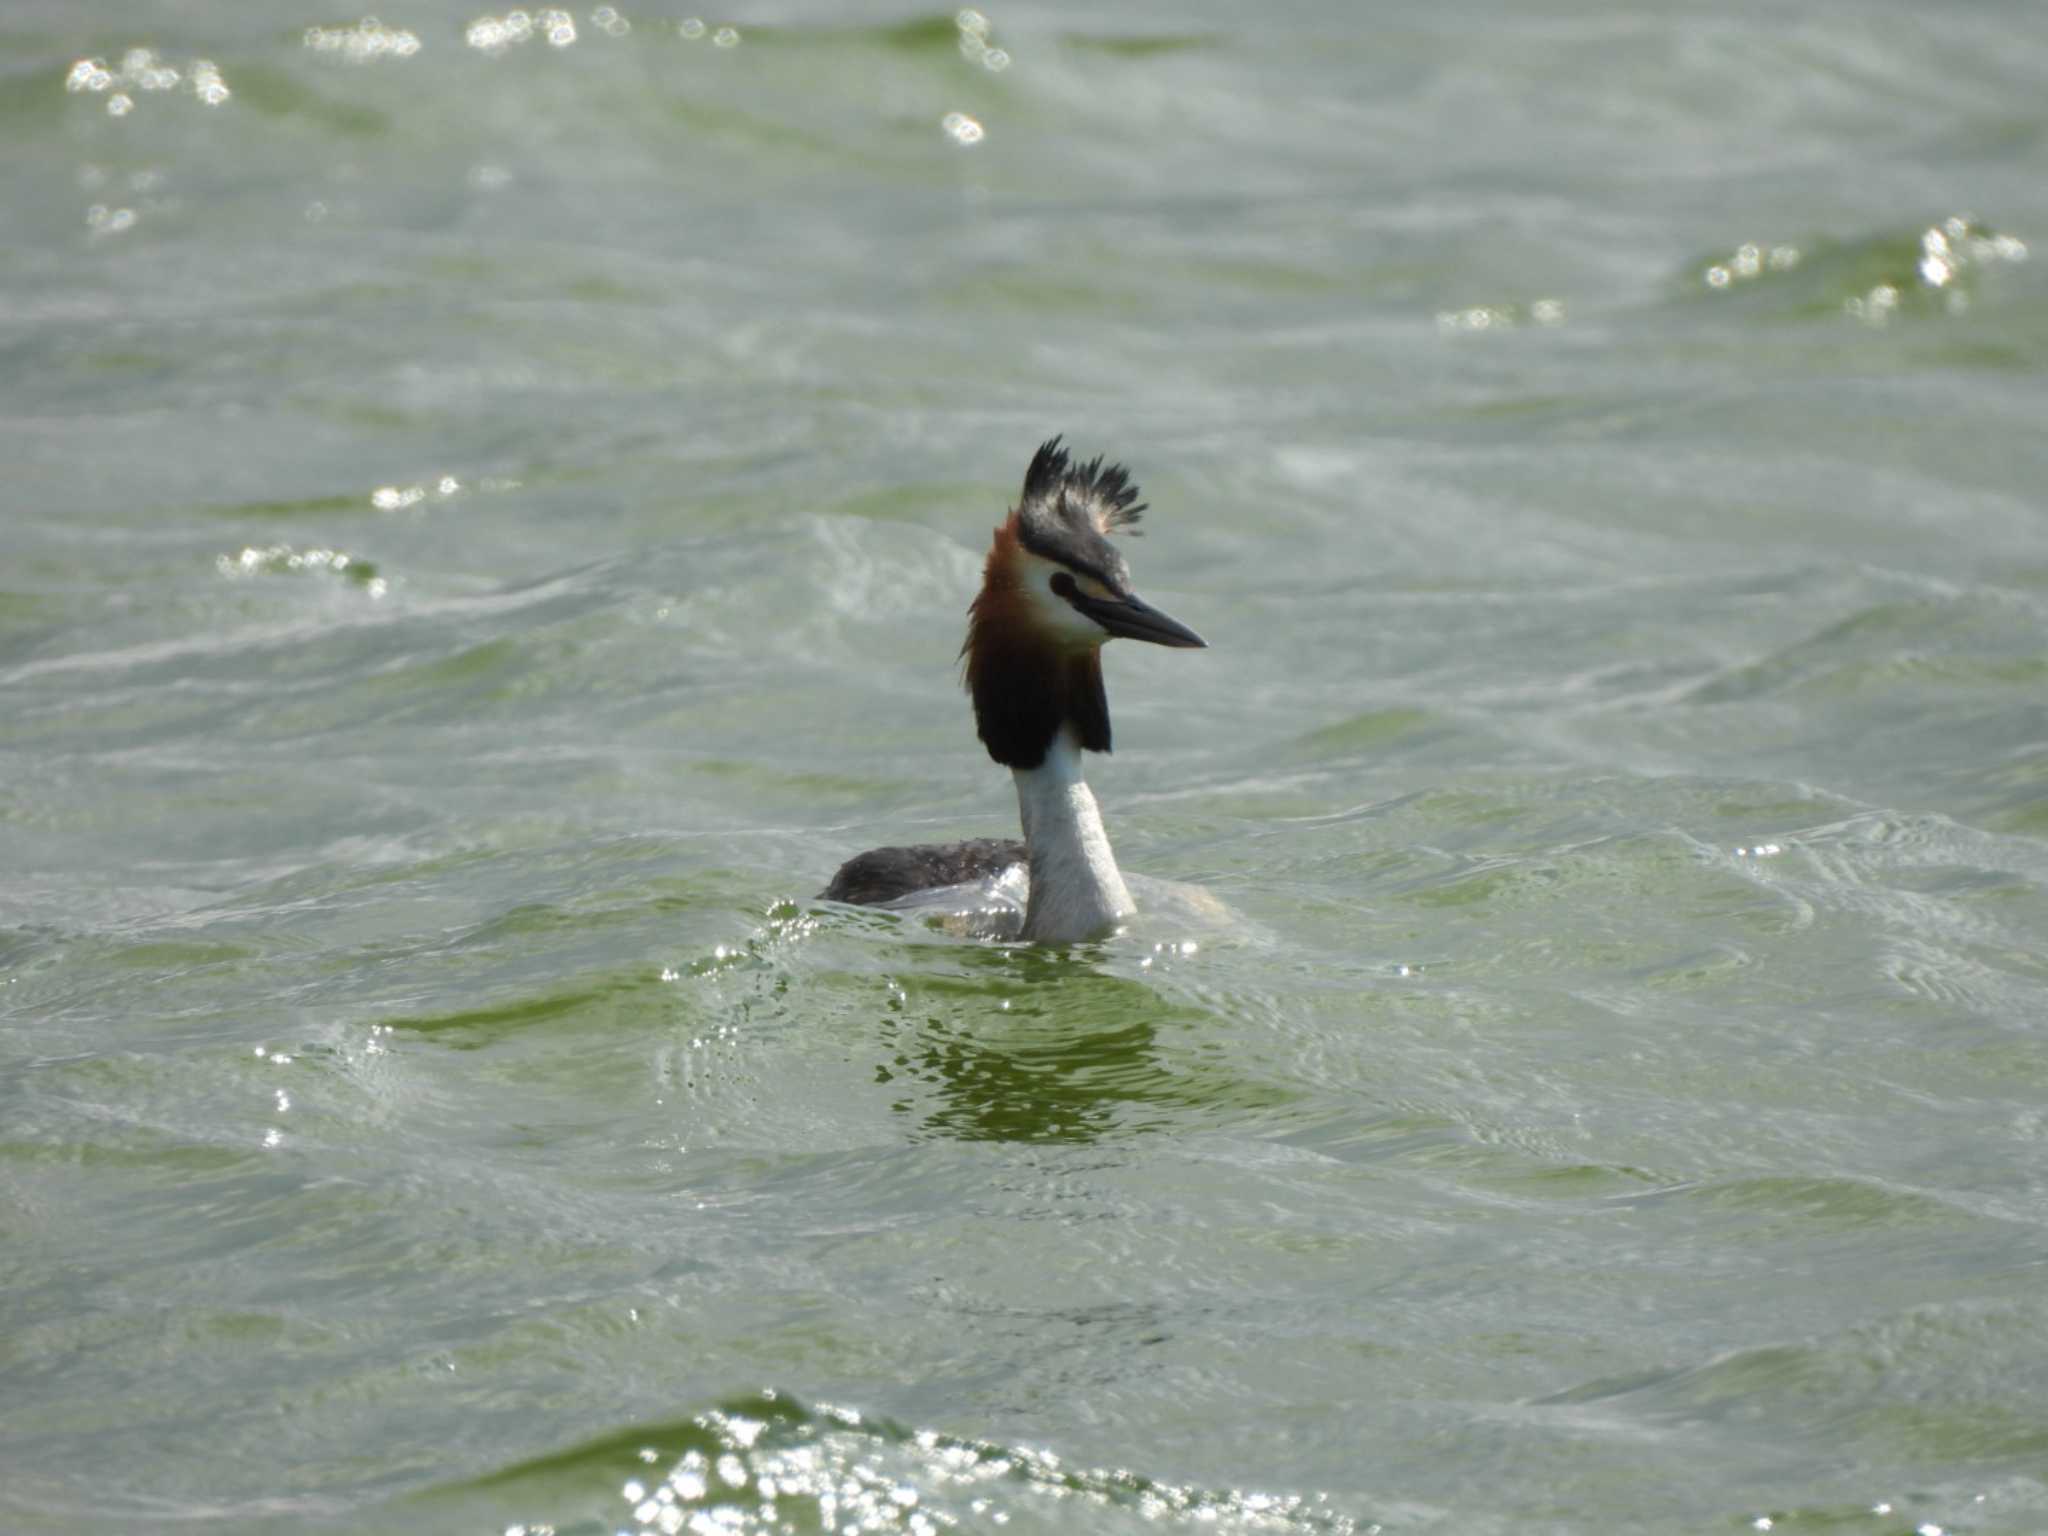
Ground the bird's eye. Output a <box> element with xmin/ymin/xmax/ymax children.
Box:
<box><xmin>1048</xmin><ymin>572</ymin><xmax>1080</xmax><ymax>601</ymax></box>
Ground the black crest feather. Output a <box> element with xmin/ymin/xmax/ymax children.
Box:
<box><xmin>1023</xmin><ymin>435</ymin><xmax>1146</xmax><ymax>535</ymax></box>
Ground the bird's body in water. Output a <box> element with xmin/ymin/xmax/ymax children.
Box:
<box><xmin>822</xmin><ymin>438</ymin><xmax>1207</xmax><ymax>942</ymax></box>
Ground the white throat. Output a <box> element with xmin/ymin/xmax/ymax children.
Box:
<box><xmin>1013</xmin><ymin>727</ymin><xmax>1134</xmax><ymax>942</ymax></box>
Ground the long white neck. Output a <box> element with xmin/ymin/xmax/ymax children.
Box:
<box><xmin>1013</xmin><ymin>727</ymin><xmax>1134</xmax><ymax>942</ymax></box>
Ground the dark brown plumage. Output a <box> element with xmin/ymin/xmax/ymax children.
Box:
<box><xmin>960</xmin><ymin>544</ymin><xmax>1114</xmax><ymax>769</ymax></box>
<box><xmin>819</xmin><ymin>837</ymin><xmax>1025</xmax><ymax>906</ymax></box>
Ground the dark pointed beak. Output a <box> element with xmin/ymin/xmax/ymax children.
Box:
<box><xmin>1071</xmin><ymin>589</ymin><xmax>1207</xmax><ymax>648</ymax></box>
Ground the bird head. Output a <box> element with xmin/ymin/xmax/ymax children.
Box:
<box><xmin>962</xmin><ymin>438</ymin><xmax>1206</xmax><ymax>770</ymax></box>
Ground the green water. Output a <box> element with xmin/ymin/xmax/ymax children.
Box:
<box><xmin>5</xmin><ymin>3</ymin><xmax>2048</xmax><ymax>1533</ymax></box>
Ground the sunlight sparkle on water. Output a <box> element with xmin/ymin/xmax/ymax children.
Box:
<box><xmin>467</xmin><ymin>10</ymin><xmax>568</xmax><ymax>51</ymax></box>
<box><xmin>957</xmin><ymin>10</ymin><xmax>1012</xmax><ymax>72</ymax></box>
<box><xmin>1705</xmin><ymin>217</ymin><xmax>2025</xmax><ymax>324</ymax></box>
<box><xmin>65</xmin><ymin>48</ymin><xmax>229</xmax><ymax>113</ymax></box>
<box><xmin>304</xmin><ymin>19</ymin><xmax>423</xmax><ymax>63</ymax></box>
<box><xmin>1846</xmin><ymin>215</ymin><xmax>2030</xmax><ymax>323</ymax></box>
<box><xmin>942</xmin><ymin>111</ymin><xmax>985</xmax><ymax>146</ymax></box>
<box><xmin>85</xmin><ymin>204</ymin><xmax>138</xmax><ymax>236</ymax></box>
<box><xmin>591</xmin><ymin>1398</ymin><xmax>1365</xmax><ymax>1536</ymax></box>
<box><xmin>1915</xmin><ymin>215</ymin><xmax>2025</xmax><ymax>289</ymax></box>
<box><xmin>465</xmin><ymin>10</ymin><xmax>531</xmax><ymax>50</ymax></box>
<box><xmin>192</xmin><ymin>60</ymin><xmax>229</xmax><ymax>104</ymax></box>
<box><xmin>217</xmin><ymin>544</ymin><xmax>388</xmax><ymax>598</ymax></box>
<box><xmin>220</xmin><ymin>544</ymin><xmax>350</xmax><ymax>576</ymax></box>
<box><xmin>1703</xmin><ymin>241</ymin><xmax>1801</xmax><ymax>290</ymax></box>
<box><xmin>1435</xmin><ymin>299</ymin><xmax>1565</xmax><ymax>334</ymax></box>
<box><xmin>372</xmin><ymin>475</ymin><xmax>464</xmax><ymax>510</ymax></box>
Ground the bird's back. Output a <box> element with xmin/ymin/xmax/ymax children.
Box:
<box><xmin>820</xmin><ymin>837</ymin><xmax>1026</xmax><ymax>907</ymax></box>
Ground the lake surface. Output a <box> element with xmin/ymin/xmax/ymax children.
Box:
<box><xmin>5</xmin><ymin>3</ymin><xmax>2048</xmax><ymax>1532</ymax></box>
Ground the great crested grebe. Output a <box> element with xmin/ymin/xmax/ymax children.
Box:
<box><xmin>822</xmin><ymin>437</ymin><xmax>1206</xmax><ymax>942</ymax></box>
